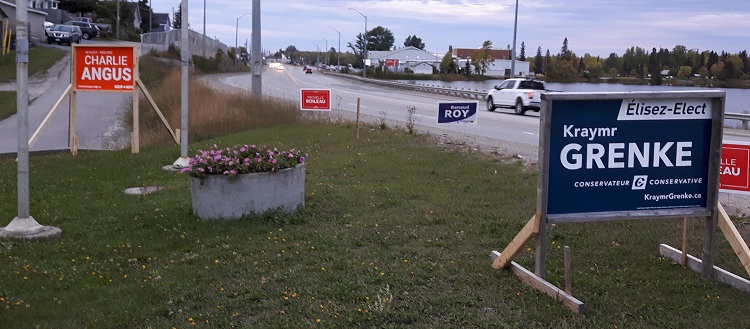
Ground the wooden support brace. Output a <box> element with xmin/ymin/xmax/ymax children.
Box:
<box><xmin>29</xmin><ymin>84</ymin><xmax>73</xmax><ymax>148</ymax></box>
<box><xmin>491</xmin><ymin>214</ymin><xmax>541</xmax><ymax>270</ymax></box>
<box><xmin>490</xmin><ymin>251</ymin><xmax>585</xmax><ymax>316</ymax></box>
<box><xmin>717</xmin><ymin>203</ymin><xmax>750</xmax><ymax>277</ymax></box>
<box><xmin>659</xmin><ymin>244</ymin><xmax>750</xmax><ymax>292</ymax></box>
<box><xmin>136</xmin><ymin>78</ymin><xmax>178</xmax><ymax>144</ymax></box>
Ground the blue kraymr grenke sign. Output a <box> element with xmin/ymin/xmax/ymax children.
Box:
<box><xmin>437</xmin><ymin>102</ymin><xmax>478</xmax><ymax>124</ymax></box>
<box><xmin>546</xmin><ymin>97</ymin><xmax>715</xmax><ymax>215</ymax></box>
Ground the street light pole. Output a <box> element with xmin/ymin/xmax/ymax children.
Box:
<box><xmin>330</xmin><ymin>27</ymin><xmax>341</xmax><ymax>69</ymax></box>
<box><xmin>313</xmin><ymin>43</ymin><xmax>320</xmax><ymax>70</ymax></box>
<box><xmin>348</xmin><ymin>8</ymin><xmax>367</xmax><ymax>78</ymax></box>
<box><xmin>202</xmin><ymin>0</ymin><xmax>206</xmax><ymax>57</ymax></box>
<box><xmin>321</xmin><ymin>37</ymin><xmax>328</xmax><ymax>66</ymax></box>
<box><xmin>510</xmin><ymin>0</ymin><xmax>519</xmax><ymax>77</ymax></box>
<box><xmin>235</xmin><ymin>12</ymin><xmax>251</xmax><ymax>52</ymax></box>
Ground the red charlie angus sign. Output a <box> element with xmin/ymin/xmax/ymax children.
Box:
<box><xmin>73</xmin><ymin>44</ymin><xmax>136</xmax><ymax>92</ymax></box>
<box><xmin>300</xmin><ymin>89</ymin><xmax>331</xmax><ymax>111</ymax></box>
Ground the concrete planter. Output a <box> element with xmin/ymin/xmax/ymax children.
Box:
<box><xmin>190</xmin><ymin>164</ymin><xmax>305</xmax><ymax>220</ymax></box>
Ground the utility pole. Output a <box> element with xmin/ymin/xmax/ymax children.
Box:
<box><xmin>510</xmin><ymin>0</ymin><xmax>519</xmax><ymax>77</ymax></box>
<box><xmin>251</xmin><ymin>0</ymin><xmax>262</xmax><ymax>96</ymax></box>
<box><xmin>116</xmin><ymin>0</ymin><xmax>120</xmax><ymax>39</ymax></box>
<box><xmin>173</xmin><ymin>0</ymin><xmax>190</xmax><ymax>168</ymax></box>
<box><xmin>0</xmin><ymin>0</ymin><xmax>61</xmax><ymax>239</ymax></box>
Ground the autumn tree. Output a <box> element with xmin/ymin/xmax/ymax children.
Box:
<box><xmin>440</xmin><ymin>52</ymin><xmax>456</xmax><ymax>74</ymax></box>
<box><xmin>469</xmin><ymin>40</ymin><xmax>494</xmax><ymax>75</ymax></box>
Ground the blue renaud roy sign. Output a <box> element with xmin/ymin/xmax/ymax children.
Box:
<box><xmin>541</xmin><ymin>91</ymin><xmax>724</xmax><ymax>221</ymax></box>
<box><xmin>437</xmin><ymin>102</ymin><xmax>478</xmax><ymax>124</ymax></box>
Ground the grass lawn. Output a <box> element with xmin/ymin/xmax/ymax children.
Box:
<box><xmin>1</xmin><ymin>122</ymin><xmax>749</xmax><ymax>328</ymax></box>
<box><xmin>0</xmin><ymin>46</ymin><xmax>67</xmax><ymax>121</ymax></box>
<box><xmin>0</xmin><ymin>46</ymin><xmax>67</xmax><ymax>84</ymax></box>
<box><xmin>0</xmin><ymin>91</ymin><xmax>15</xmax><ymax>121</ymax></box>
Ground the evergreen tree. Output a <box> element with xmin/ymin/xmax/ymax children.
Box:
<box><xmin>172</xmin><ymin>6</ymin><xmax>182</xmax><ymax>29</ymax></box>
<box><xmin>519</xmin><ymin>42</ymin><xmax>526</xmax><ymax>61</ymax></box>
<box><xmin>138</xmin><ymin>0</ymin><xmax>153</xmax><ymax>32</ymax></box>
<box><xmin>403</xmin><ymin>35</ymin><xmax>425</xmax><ymax>50</ymax></box>
<box><xmin>649</xmin><ymin>47</ymin><xmax>662</xmax><ymax>85</ymax></box>
<box><xmin>534</xmin><ymin>46</ymin><xmax>543</xmax><ymax>75</ymax></box>
<box><xmin>560</xmin><ymin>37</ymin><xmax>571</xmax><ymax>61</ymax></box>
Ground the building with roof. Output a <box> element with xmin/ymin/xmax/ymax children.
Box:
<box><xmin>449</xmin><ymin>45</ymin><xmax>530</xmax><ymax>77</ymax></box>
<box><xmin>368</xmin><ymin>46</ymin><xmax>441</xmax><ymax>74</ymax></box>
<box><xmin>0</xmin><ymin>0</ymin><xmax>49</xmax><ymax>40</ymax></box>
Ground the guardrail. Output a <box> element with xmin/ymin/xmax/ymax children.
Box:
<box><xmin>330</xmin><ymin>72</ymin><xmax>750</xmax><ymax>130</ymax></box>
<box><xmin>725</xmin><ymin>112</ymin><xmax>750</xmax><ymax>130</ymax></box>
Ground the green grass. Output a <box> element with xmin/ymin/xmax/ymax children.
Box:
<box><xmin>0</xmin><ymin>91</ymin><xmax>15</xmax><ymax>121</ymax></box>
<box><xmin>1</xmin><ymin>122</ymin><xmax>749</xmax><ymax>328</ymax></box>
<box><xmin>0</xmin><ymin>46</ymin><xmax>67</xmax><ymax>83</ymax></box>
<box><xmin>0</xmin><ymin>46</ymin><xmax>66</xmax><ymax>120</ymax></box>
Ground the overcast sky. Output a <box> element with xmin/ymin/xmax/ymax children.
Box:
<box><xmin>149</xmin><ymin>0</ymin><xmax>750</xmax><ymax>57</ymax></box>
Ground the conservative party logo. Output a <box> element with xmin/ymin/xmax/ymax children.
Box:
<box><xmin>632</xmin><ymin>175</ymin><xmax>648</xmax><ymax>190</ymax></box>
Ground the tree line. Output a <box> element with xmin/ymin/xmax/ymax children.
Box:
<box><xmin>531</xmin><ymin>38</ymin><xmax>750</xmax><ymax>84</ymax></box>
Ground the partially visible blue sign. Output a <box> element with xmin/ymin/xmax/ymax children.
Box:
<box><xmin>438</xmin><ymin>102</ymin><xmax>478</xmax><ymax>124</ymax></box>
<box><xmin>546</xmin><ymin>97</ymin><xmax>715</xmax><ymax>215</ymax></box>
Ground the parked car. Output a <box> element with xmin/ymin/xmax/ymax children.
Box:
<box><xmin>64</xmin><ymin>21</ymin><xmax>99</xmax><ymax>40</ymax></box>
<box><xmin>47</xmin><ymin>25</ymin><xmax>82</xmax><ymax>46</ymax></box>
<box><xmin>94</xmin><ymin>19</ymin><xmax>112</xmax><ymax>34</ymax></box>
<box><xmin>44</xmin><ymin>21</ymin><xmax>54</xmax><ymax>36</ymax></box>
<box><xmin>70</xmin><ymin>17</ymin><xmax>93</xmax><ymax>23</ymax></box>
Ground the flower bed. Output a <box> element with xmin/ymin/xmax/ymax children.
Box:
<box><xmin>182</xmin><ymin>144</ymin><xmax>307</xmax><ymax>219</ymax></box>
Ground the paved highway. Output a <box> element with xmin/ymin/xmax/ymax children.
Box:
<box><xmin>214</xmin><ymin>64</ymin><xmax>750</xmax><ymax>159</ymax></box>
<box><xmin>216</xmin><ymin>64</ymin><xmax>548</xmax><ymax>158</ymax></box>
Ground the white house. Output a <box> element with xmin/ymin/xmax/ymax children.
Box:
<box><xmin>29</xmin><ymin>0</ymin><xmax>57</xmax><ymax>9</ymax></box>
<box><xmin>368</xmin><ymin>46</ymin><xmax>441</xmax><ymax>74</ymax></box>
<box><xmin>484</xmin><ymin>60</ymin><xmax>531</xmax><ymax>78</ymax></box>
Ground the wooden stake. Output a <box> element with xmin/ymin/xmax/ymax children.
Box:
<box><xmin>681</xmin><ymin>217</ymin><xmax>689</xmax><ymax>267</ymax></box>
<box><xmin>69</xmin><ymin>90</ymin><xmax>77</xmax><ymax>155</ymax></box>
<box><xmin>564</xmin><ymin>246</ymin><xmax>572</xmax><ymax>294</ymax></box>
<box><xmin>356</xmin><ymin>97</ymin><xmax>361</xmax><ymax>140</ymax></box>
<box><xmin>132</xmin><ymin>81</ymin><xmax>140</xmax><ymax>154</ymax></box>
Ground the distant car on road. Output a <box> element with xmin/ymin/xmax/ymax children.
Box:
<box><xmin>64</xmin><ymin>20</ymin><xmax>99</xmax><ymax>40</ymax></box>
<box><xmin>305</xmin><ymin>68</ymin><xmax>313</xmax><ymax>74</ymax></box>
<box><xmin>47</xmin><ymin>25</ymin><xmax>82</xmax><ymax>46</ymax></box>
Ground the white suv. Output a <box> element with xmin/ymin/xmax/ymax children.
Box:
<box><xmin>486</xmin><ymin>78</ymin><xmax>546</xmax><ymax>115</ymax></box>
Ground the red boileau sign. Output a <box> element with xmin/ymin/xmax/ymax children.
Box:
<box><xmin>720</xmin><ymin>141</ymin><xmax>750</xmax><ymax>195</ymax></box>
